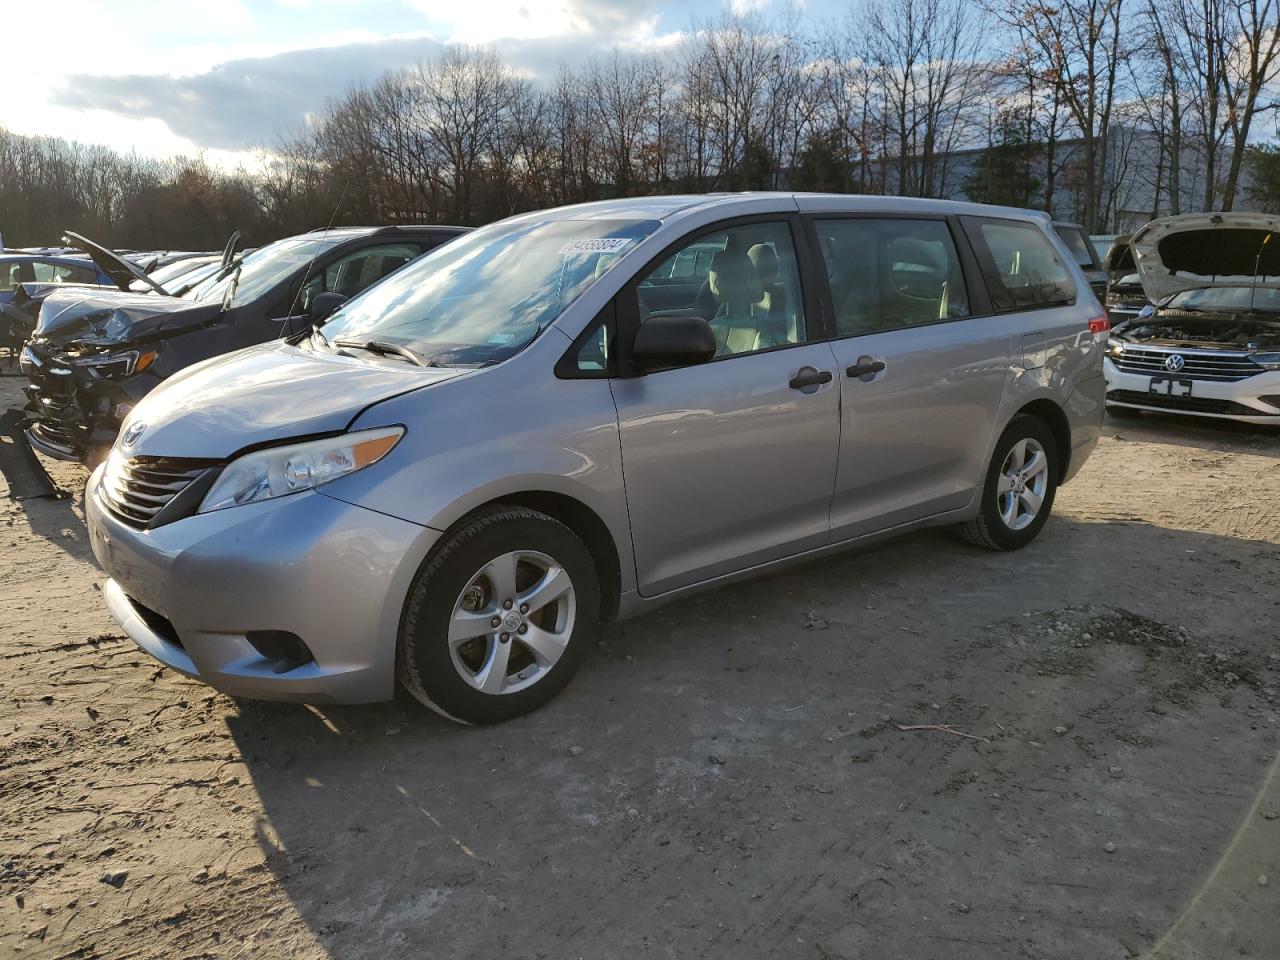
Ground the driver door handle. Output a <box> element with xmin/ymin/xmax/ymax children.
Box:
<box><xmin>789</xmin><ymin>368</ymin><xmax>833</xmax><ymax>389</ymax></box>
<box><xmin>846</xmin><ymin>360</ymin><xmax>886</xmax><ymax>378</ymax></box>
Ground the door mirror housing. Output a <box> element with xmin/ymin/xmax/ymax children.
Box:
<box><xmin>310</xmin><ymin>291</ymin><xmax>347</xmax><ymax>323</ymax></box>
<box><xmin>630</xmin><ymin>315</ymin><xmax>717</xmax><ymax>372</ymax></box>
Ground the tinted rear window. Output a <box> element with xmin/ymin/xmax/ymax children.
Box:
<box><xmin>965</xmin><ymin>218</ymin><xmax>1076</xmax><ymax>312</ymax></box>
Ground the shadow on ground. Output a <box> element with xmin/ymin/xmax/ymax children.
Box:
<box><xmin>226</xmin><ymin>514</ymin><xmax>1280</xmax><ymax>960</ymax></box>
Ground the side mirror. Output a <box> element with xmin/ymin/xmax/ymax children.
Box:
<box><xmin>631</xmin><ymin>315</ymin><xmax>717</xmax><ymax>372</ymax></box>
<box><xmin>310</xmin><ymin>291</ymin><xmax>347</xmax><ymax>323</ymax></box>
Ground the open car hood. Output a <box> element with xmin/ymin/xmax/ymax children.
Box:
<box><xmin>30</xmin><ymin>286</ymin><xmax>222</xmax><ymax>347</ymax></box>
<box><xmin>64</xmin><ymin>231</ymin><xmax>167</xmax><ymax>295</ymax></box>
<box><xmin>1131</xmin><ymin>213</ymin><xmax>1280</xmax><ymax>304</ymax></box>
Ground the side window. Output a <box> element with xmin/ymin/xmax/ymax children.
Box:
<box><xmin>32</xmin><ymin>261</ymin><xmax>96</xmax><ymax>284</ymax></box>
<box><xmin>816</xmin><ymin>218</ymin><xmax>970</xmax><ymax>337</ymax></box>
<box><xmin>635</xmin><ymin>221</ymin><xmax>806</xmax><ymax>358</ymax></box>
<box><xmin>966</xmin><ymin>218</ymin><xmax>1075</xmax><ymax>312</ymax></box>
<box><xmin>0</xmin><ymin>262</ymin><xmax>22</xmax><ymax>292</ymax></box>
<box><xmin>1055</xmin><ymin>225</ymin><xmax>1098</xmax><ymax>270</ymax></box>
<box><xmin>300</xmin><ymin>242</ymin><xmax>423</xmax><ymax>312</ymax></box>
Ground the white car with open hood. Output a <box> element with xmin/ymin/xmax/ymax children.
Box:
<box><xmin>1103</xmin><ymin>212</ymin><xmax>1280</xmax><ymax>424</ymax></box>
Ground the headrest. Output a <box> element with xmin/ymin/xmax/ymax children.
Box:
<box><xmin>892</xmin><ymin>238</ymin><xmax>946</xmax><ymax>273</ymax></box>
<box><xmin>709</xmin><ymin>249</ymin><xmax>763</xmax><ymax>308</ymax></box>
<box><xmin>748</xmin><ymin>244</ymin><xmax>779</xmax><ymax>283</ymax></box>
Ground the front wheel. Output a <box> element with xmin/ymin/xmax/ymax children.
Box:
<box><xmin>397</xmin><ymin>505</ymin><xmax>600</xmax><ymax>724</ymax></box>
<box><xmin>959</xmin><ymin>414</ymin><xmax>1058</xmax><ymax>551</ymax></box>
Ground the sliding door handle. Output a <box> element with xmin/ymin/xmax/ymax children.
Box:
<box><xmin>789</xmin><ymin>368</ymin><xmax>833</xmax><ymax>389</ymax></box>
<box><xmin>846</xmin><ymin>360</ymin><xmax>886</xmax><ymax>379</ymax></box>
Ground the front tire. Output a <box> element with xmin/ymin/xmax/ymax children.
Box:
<box><xmin>397</xmin><ymin>505</ymin><xmax>600</xmax><ymax>724</ymax></box>
<box><xmin>959</xmin><ymin>414</ymin><xmax>1058</xmax><ymax>551</ymax></box>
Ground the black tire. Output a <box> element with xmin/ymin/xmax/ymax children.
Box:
<box><xmin>397</xmin><ymin>505</ymin><xmax>600</xmax><ymax>725</ymax></box>
<box><xmin>1106</xmin><ymin>403</ymin><xmax>1144</xmax><ymax>419</ymax></box>
<box><xmin>959</xmin><ymin>414</ymin><xmax>1059</xmax><ymax>551</ymax></box>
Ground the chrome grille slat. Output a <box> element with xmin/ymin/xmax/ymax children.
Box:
<box><xmin>1114</xmin><ymin>346</ymin><xmax>1261</xmax><ymax>382</ymax></box>
<box><xmin>100</xmin><ymin>455</ymin><xmax>218</xmax><ymax>529</ymax></box>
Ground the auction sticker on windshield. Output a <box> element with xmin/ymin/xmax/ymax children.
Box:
<box><xmin>558</xmin><ymin>238</ymin><xmax>635</xmax><ymax>255</ymax></box>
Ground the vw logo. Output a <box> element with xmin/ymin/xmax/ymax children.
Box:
<box><xmin>1165</xmin><ymin>354</ymin><xmax>1186</xmax><ymax>372</ymax></box>
<box><xmin>121</xmin><ymin>421</ymin><xmax>146</xmax><ymax>447</ymax></box>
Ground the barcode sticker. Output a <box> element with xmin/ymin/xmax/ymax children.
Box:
<box><xmin>558</xmin><ymin>238</ymin><xmax>634</xmax><ymax>255</ymax></box>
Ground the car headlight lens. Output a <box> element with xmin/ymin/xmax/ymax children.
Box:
<box><xmin>1251</xmin><ymin>352</ymin><xmax>1280</xmax><ymax>370</ymax></box>
<box><xmin>1106</xmin><ymin>338</ymin><xmax>1124</xmax><ymax>356</ymax></box>
<box><xmin>71</xmin><ymin>349</ymin><xmax>157</xmax><ymax>379</ymax></box>
<box><xmin>199</xmin><ymin>426</ymin><xmax>404</xmax><ymax>513</ymax></box>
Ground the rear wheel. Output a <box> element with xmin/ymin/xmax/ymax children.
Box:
<box><xmin>397</xmin><ymin>505</ymin><xmax>600</xmax><ymax>724</ymax></box>
<box><xmin>959</xmin><ymin>414</ymin><xmax>1058</xmax><ymax>551</ymax></box>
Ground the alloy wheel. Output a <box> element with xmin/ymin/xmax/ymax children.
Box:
<box><xmin>448</xmin><ymin>550</ymin><xmax>577</xmax><ymax>696</ymax></box>
<box><xmin>996</xmin><ymin>437</ymin><xmax>1049</xmax><ymax>531</ymax></box>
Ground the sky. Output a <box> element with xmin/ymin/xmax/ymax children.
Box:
<box><xmin>4</xmin><ymin>0</ymin><xmax>833</xmax><ymax>170</ymax></box>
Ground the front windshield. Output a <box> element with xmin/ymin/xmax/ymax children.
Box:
<box><xmin>129</xmin><ymin>257</ymin><xmax>216</xmax><ymax>293</ymax></box>
<box><xmin>187</xmin><ymin>237</ymin><xmax>339</xmax><ymax>307</ymax></box>
<box><xmin>1164</xmin><ymin>285</ymin><xmax>1280</xmax><ymax>314</ymax></box>
<box><xmin>320</xmin><ymin>217</ymin><xmax>659</xmax><ymax>365</ymax></box>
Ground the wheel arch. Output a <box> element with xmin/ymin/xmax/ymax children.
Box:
<box><xmin>434</xmin><ymin>490</ymin><xmax>623</xmax><ymax>626</ymax></box>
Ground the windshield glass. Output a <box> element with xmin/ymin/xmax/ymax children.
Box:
<box><xmin>187</xmin><ymin>237</ymin><xmax>339</xmax><ymax>307</ymax></box>
<box><xmin>320</xmin><ymin>218</ymin><xmax>659</xmax><ymax>365</ymax></box>
<box><xmin>1164</xmin><ymin>285</ymin><xmax>1280</xmax><ymax>314</ymax></box>
<box><xmin>129</xmin><ymin>257</ymin><xmax>217</xmax><ymax>293</ymax></box>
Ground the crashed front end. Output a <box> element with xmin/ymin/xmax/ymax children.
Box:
<box><xmin>21</xmin><ymin>341</ymin><xmax>162</xmax><ymax>461</ymax></box>
<box><xmin>20</xmin><ymin>289</ymin><xmax>222</xmax><ymax>463</ymax></box>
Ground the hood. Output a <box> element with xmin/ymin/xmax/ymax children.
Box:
<box><xmin>65</xmin><ymin>231</ymin><xmax>168</xmax><ymax>294</ymax></box>
<box><xmin>1131</xmin><ymin>213</ymin><xmax>1280</xmax><ymax>304</ymax></box>
<box><xmin>30</xmin><ymin>287</ymin><xmax>222</xmax><ymax>347</ymax></box>
<box><xmin>122</xmin><ymin>340</ymin><xmax>464</xmax><ymax>460</ymax></box>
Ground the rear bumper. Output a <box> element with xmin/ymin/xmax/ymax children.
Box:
<box><xmin>1103</xmin><ymin>359</ymin><xmax>1280</xmax><ymax>423</ymax></box>
<box><xmin>86</xmin><ymin>468</ymin><xmax>440</xmax><ymax>704</ymax></box>
<box><xmin>1063</xmin><ymin>373</ymin><xmax>1105</xmax><ymax>484</ymax></box>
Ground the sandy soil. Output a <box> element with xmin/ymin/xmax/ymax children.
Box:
<box><xmin>1</xmin><ymin>372</ymin><xmax>1278</xmax><ymax>960</ymax></box>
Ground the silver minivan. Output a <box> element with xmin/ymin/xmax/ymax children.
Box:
<box><xmin>85</xmin><ymin>194</ymin><xmax>1108</xmax><ymax>724</ymax></box>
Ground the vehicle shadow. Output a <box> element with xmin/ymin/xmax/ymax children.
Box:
<box><xmin>225</xmin><ymin>513</ymin><xmax>1280</xmax><ymax>960</ymax></box>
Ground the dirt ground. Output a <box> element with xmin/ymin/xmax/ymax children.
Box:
<box><xmin>1</xmin><ymin>372</ymin><xmax>1278</xmax><ymax>960</ymax></box>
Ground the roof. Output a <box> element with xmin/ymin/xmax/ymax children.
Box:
<box><xmin>0</xmin><ymin>252</ymin><xmax>96</xmax><ymax>264</ymax></box>
<box><xmin>494</xmin><ymin>192</ymin><xmax>1055</xmax><ymax>225</ymax></box>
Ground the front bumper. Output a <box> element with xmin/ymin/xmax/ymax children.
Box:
<box><xmin>21</xmin><ymin>345</ymin><xmax>157</xmax><ymax>463</ymax></box>
<box><xmin>1103</xmin><ymin>358</ymin><xmax>1280</xmax><ymax>423</ymax></box>
<box><xmin>86</xmin><ymin>469</ymin><xmax>440</xmax><ymax>703</ymax></box>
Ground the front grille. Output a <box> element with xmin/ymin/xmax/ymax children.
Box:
<box><xmin>1107</xmin><ymin>390</ymin><xmax>1278</xmax><ymax>417</ymax></box>
<box><xmin>100</xmin><ymin>456</ymin><xmax>218</xmax><ymax>528</ymax></box>
<box><xmin>126</xmin><ymin>596</ymin><xmax>182</xmax><ymax>648</ymax></box>
<box><xmin>1112</xmin><ymin>346</ymin><xmax>1262</xmax><ymax>381</ymax></box>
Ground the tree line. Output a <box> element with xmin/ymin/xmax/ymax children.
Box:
<box><xmin>3</xmin><ymin>0</ymin><xmax>1279</xmax><ymax>250</ymax></box>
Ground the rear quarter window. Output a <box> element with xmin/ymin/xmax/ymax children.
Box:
<box><xmin>964</xmin><ymin>218</ymin><xmax>1076</xmax><ymax>313</ymax></box>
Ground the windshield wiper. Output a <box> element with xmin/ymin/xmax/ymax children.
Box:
<box><xmin>333</xmin><ymin>338</ymin><xmax>435</xmax><ymax>367</ymax></box>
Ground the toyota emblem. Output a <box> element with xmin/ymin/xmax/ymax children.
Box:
<box><xmin>121</xmin><ymin>420</ymin><xmax>146</xmax><ymax>447</ymax></box>
<box><xmin>1165</xmin><ymin>354</ymin><xmax>1186</xmax><ymax>372</ymax></box>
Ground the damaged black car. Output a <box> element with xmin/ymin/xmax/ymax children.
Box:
<box><xmin>19</xmin><ymin>224</ymin><xmax>468</xmax><ymax>463</ymax></box>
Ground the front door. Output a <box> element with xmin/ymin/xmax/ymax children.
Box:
<box><xmin>811</xmin><ymin>216</ymin><xmax>1011</xmax><ymax>540</ymax></box>
<box><xmin>611</xmin><ymin>218</ymin><xmax>841</xmax><ymax>596</ymax></box>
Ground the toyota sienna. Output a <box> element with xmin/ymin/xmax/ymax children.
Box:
<box><xmin>85</xmin><ymin>194</ymin><xmax>1107</xmax><ymax>724</ymax></box>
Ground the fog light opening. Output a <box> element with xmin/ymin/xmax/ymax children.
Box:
<box><xmin>245</xmin><ymin>630</ymin><xmax>314</xmax><ymax>672</ymax></box>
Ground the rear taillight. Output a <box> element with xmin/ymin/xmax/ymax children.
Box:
<box><xmin>1088</xmin><ymin>316</ymin><xmax>1111</xmax><ymax>334</ymax></box>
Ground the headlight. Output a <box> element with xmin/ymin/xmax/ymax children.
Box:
<box><xmin>199</xmin><ymin>426</ymin><xmax>404</xmax><ymax>513</ymax></box>
<box><xmin>1106</xmin><ymin>338</ymin><xmax>1124</xmax><ymax>356</ymax></box>
<box><xmin>18</xmin><ymin>345</ymin><xmax>40</xmax><ymax>375</ymax></box>
<box><xmin>71</xmin><ymin>349</ymin><xmax>157</xmax><ymax>379</ymax></box>
<box><xmin>1251</xmin><ymin>352</ymin><xmax>1280</xmax><ymax>370</ymax></box>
